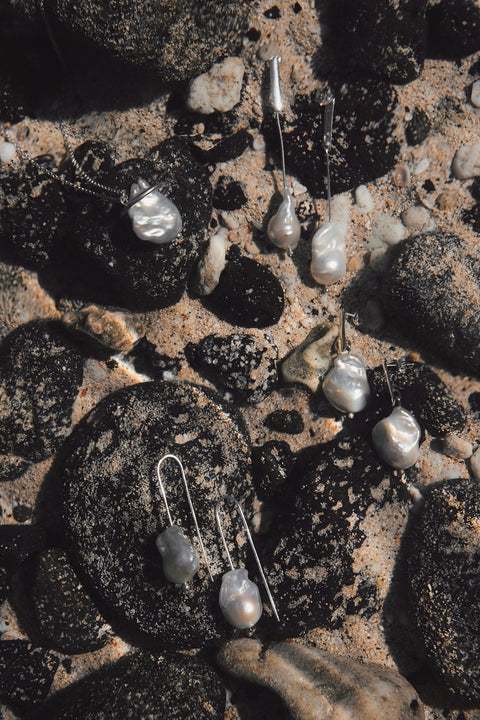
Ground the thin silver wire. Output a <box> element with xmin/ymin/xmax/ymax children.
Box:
<box><xmin>382</xmin><ymin>360</ymin><xmax>401</xmax><ymax>408</ymax></box>
<box><xmin>156</xmin><ymin>454</ymin><xmax>213</xmax><ymax>580</ymax></box>
<box><xmin>323</xmin><ymin>99</ymin><xmax>335</xmax><ymax>223</ymax></box>
<box><xmin>215</xmin><ymin>494</ymin><xmax>280</xmax><ymax>623</ymax></box>
<box><xmin>275</xmin><ymin>112</ymin><xmax>287</xmax><ymax>192</ymax></box>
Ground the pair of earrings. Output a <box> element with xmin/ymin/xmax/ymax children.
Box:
<box><xmin>154</xmin><ymin>454</ymin><xmax>279</xmax><ymax>630</ymax></box>
<box><xmin>265</xmin><ymin>56</ymin><xmax>346</xmax><ymax>286</ymax></box>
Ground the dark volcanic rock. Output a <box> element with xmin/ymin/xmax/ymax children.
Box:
<box><xmin>263</xmin><ymin>81</ymin><xmax>400</xmax><ymax>197</ymax></box>
<box><xmin>213</xmin><ymin>176</ymin><xmax>247</xmax><ymax>210</ymax></box>
<box><xmin>328</xmin><ymin>0</ymin><xmax>428</xmax><ymax>84</ymax></box>
<box><xmin>0</xmin><ymin>525</ymin><xmax>46</xmax><ymax>567</ymax></box>
<box><xmin>195</xmin><ymin>129</ymin><xmax>252</xmax><ymax>164</ymax></box>
<box><xmin>26</xmin><ymin>651</ymin><xmax>224</xmax><ymax>720</ymax></box>
<box><xmin>32</xmin><ymin>548</ymin><xmax>111</xmax><ymax>655</ymax></box>
<box><xmin>382</xmin><ymin>233</ymin><xmax>480</xmax><ymax>377</ymax></box>
<box><xmin>0</xmin><ymin>455</ymin><xmax>30</xmax><ymax>483</ymax></box>
<box><xmin>129</xmin><ymin>337</ymin><xmax>182</xmax><ymax>381</ymax></box>
<box><xmin>462</xmin><ymin>202</ymin><xmax>480</xmax><ymax>234</ymax></box>
<box><xmin>207</xmin><ymin>246</ymin><xmax>285</xmax><ymax>328</ymax></box>
<box><xmin>185</xmin><ymin>331</ymin><xmax>278</xmax><ymax>404</ymax></box>
<box><xmin>407</xmin><ymin>478</ymin><xmax>480</xmax><ymax>700</ymax></box>
<box><xmin>0</xmin><ymin>640</ymin><xmax>59</xmax><ymax>712</ymax></box>
<box><xmin>405</xmin><ymin>107</ymin><xmax>431</xmax><ymax>145</ymax></box>
<box><xmin>62</xmin><ymin>380</ymin><xmax>256</xmax><ymax>647</ymax></box>
<box><xmin>0</xmin><ymin>566</ymin><xmax>11</xmax><ymax>603</ymax></box>
<box><xmin>265</xmin><ymin>409</ymin><xmax>304</xmax><ymax>434</ymax></box>
<box><xmin>252</xmin><ymin>440</ymin><xmax>296</xmax><ymax>502</ymax></box>
<box><xmin>0</xmin><ymin>322</ymin><xmax>84</xmax><ymax>462</ymax></box>
<box><xmin>427</xmin><ymin>0</ymin><xmax>480</xmax><ymax>58</ymax></box>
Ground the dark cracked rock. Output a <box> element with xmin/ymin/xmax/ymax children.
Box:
<box><xmin>0</xmin><ymin>640</ymin><xmax>59</xmax><ymax>712</ymax></box>
<box><xmin>61</xmin><ymin>380</ymin><xmax>258</xmax><ymax>647</ymax></box>
<box><xmin>407</xmin><ymin>478</ymin><xmax>480</xmax><ymax>701</ymax></box>
<box><xmin>0</xmin><ymin>321</ymin><xmax>84</xmax><ymax>463</ymax></box>
<box><xmin>382</xmin><ymin>233</ymin><xmax>480</xmax><ymax>377</ymax></box>
<box><xmin>25</xmin><ymin>651</ymin><xmax>225</xmax><ymax>720</ymax></box>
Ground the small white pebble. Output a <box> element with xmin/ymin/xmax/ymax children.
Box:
<box><xmin>0</xmin><ymin>142</ymin><xmax>15</xmax><ymax>163</ymax></box>
<box><xmin>401</xmin><ymin>205</ymin><xmax>432</xmax><ymax>230</ymax></box>
<box><xmin>253</xmin><ymin>134</ymin><xmax>265</xmax><ymax>152</ymax></box>
<box><xmin>192</xmin><ymin>227</ymin><xmax>228</xmax><ymax>295</ymax></box>
<box><xmin>413</xmin><ymin>157</ymin><xmax>430</xmax><ymax>175</ymax></box>
<box><xmin>220</xmin><ymin>212</ymin><xmax>240</xmax><ymax>230</ymax></box>
<box><xmin>452</xmin><ymin>144</ymin><xmax>480</xmax><ymax>179</ymax></box>
<box><xmin>186</xmin><ymin>57</ymin><xmax>244</xmax><ymax>114</ymax></box>
<box><xmin>471</xmin><ymin>447</ymin><xmax>480</xmax><ymax>479</ymax></box>
<box><xmin>441</xmin><ymin>433</ymin><xmax>473</xmax><ymax>460</ymax></box>
<box><xmin>292</xmin><ymin>179</ymin><xmax>307</xmax><ymax>196</ymax></box>
<box><xmin>354</xmin><ymin>184</ymin><xmax>374</xmax><ymax>213</ymax></box>
<box><xmin>471</xmin><ymin>80</ymin><xmax>480</xmax><ymax>108</ymax></box>
<box><xmin>369</xmin><ymin>214</ymin><xmax>405</xmax><ymax>246</ymax></box>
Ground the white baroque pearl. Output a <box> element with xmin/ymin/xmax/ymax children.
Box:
<box><xmin>310</xmin><ymin>221</ymin><xmax>346</xmax><ymax>285</ymax></box>
<box><xmin>267</xmin><ymin>188</ymin><xmax>301</xmax><ymax>251</ymax></box>
<box><xmin>219</xmin><ymin>568</ymin><xmax>263</xmax><ymax>629</ymax></box>
<box><xmin>128</xmin><ymin>178</ymin><xmax>182</xmax><ymax>244</ymax></box>
<box><xmin>156</xmin><ymin>525</ymin><xmax>199</xmax><ymax>584</ymax></box>
<box><xmin>372</xmin><ymin>406</ymin><xmax>421</xmax><ymax>470</ymax></box>
<box><xmin>322</xmin><ymin>353</ymin><xmax>370</xmax><ymax>414</ymax></box>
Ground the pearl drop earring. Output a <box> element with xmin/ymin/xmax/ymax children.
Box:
<box><xmin>215</xmin><ymin>494</ymin><xmax>279</xmax><ymax>630</ymax></box>
<box><xmin>155</xmin><ymin>454</ymin><xmax>212</xmax><ymax>584</ymax></box>
<box><xmin>310</xmin><ymin>99</ymin><xmax>347</xmax><ymax>286</ymax></box>
<box><xmin>322</xmin><ymin>309</ymin><xmax>370</xmax><ymax>414</ymax></box>
<box><xmin>371</xmin><ymin>362</ymin><xmax>421</xmax><ymax>470</ymax></box>
<box><xmin>265</xmin><ymin>55</ymin><xmax>301</xmax><ymax>252</ymax></box>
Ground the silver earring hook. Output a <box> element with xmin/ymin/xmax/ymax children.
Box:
<box><xmin>156</xmin><ymin>454</ymin><xmax>213</xmax><ymax>580</ymax></box>
<box><xmin>323</xmin><ymin>98</ymin><xmax>335</xmax><ymax>223</ymax></box>
<box><xmin>215</xmin><ymin>494</ymin><xmax>280</xmax><ymax>622</ymax></box>
<box><xmin>382</xmin><ymin>361</ymin><xmax>401</xmax><ymax>408</ymax></box>
<box><xmin>339</xmin><ymin>309</ymin><xmax>357</xmax><ymax>354</ymax></box>
<box><xmin>269</xmin><ymin>55</ymin><xmax>287</xmax><ymax>193</ymax></box>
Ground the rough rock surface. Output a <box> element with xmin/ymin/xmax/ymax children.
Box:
<box><xmin>0</xmin><ymin>640</ymin><xmax>59</xmax><ymax>712</ymax></box>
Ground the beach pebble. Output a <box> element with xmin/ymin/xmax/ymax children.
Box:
<box><xmin>369</xmin><ymin>214</ymin><xmax>405</xmax><ymax>246</ymax></box>
<box><xmin>405</xmin><ymin>108</ymin><xmax>431</xmax><ymax>146</ymax></box>
<box><xmin>61</xmin><ymin>306</ymin><xmax>145</xmax><ymax>353</ymax></box>
<box><xmin>265</xmin><ymin>409</ymin><xmax>304</xmax><ymax>435</ymax></box>
<box><xmin>0</xmin><ymin>640</ymin><xmax>59</xmax><ymax>712</ymax></box>
<box><xmin>441</xmin><ymin>433</ymin><xmax>473</xmax><ymax>459</ymax></box>
<box><xmin>400</xmin><ymin>205</ymin><xmax>432</xmax><ymax>230</ymax></box>
<box><xmin>471</xmin><ymin>79</ymin><xmax>480</xmax><ymax>107</ymax></box>
<box><xmin>407</xmin><ymin>478</ymin><xmax>480</xmax><ymax>700</ymax></box>
<box><xmin>470</xmin><ymin>447</ymin><xmax>480</xmax><ymax>479</ymax></box>
<box><xmin>436</xmin><ymin>189</ymin><xmax>463</xmax><ymax>210</ymax></box>
<box><xmin>252</xmin><ymin>440</ymin><xmax>295</xmax><ymax>501</ymax></box>
<box><xmin>281</xmin><ymin>323</ymin><xmax>339</xmax><ymax>393</ymax></box>
<box><xmin>452</xmin><ymin>144</ymin><xmax>480</xmax><ymax>179</ymax></box>
<box><xmin>0</xmin><ymin>141</ymin><xmax>15</xmax><ymax>162</ymax></box>
<box><xmin>186</xmin><ymin>57</ymin><xmax>244</xmax><ymax>114</ymax></box>
<box><xmin>392</xmin><ymin>163</ymin><xmax>411</xmax><ymax>187</ymax></box>
<box><xmin>354</xmin><ymin>184</ymin><xmax>374</xmax><ymax>212</ymax></box>
<box><xmin>185</xmin><ymin>331</ymin><xmax>278</xmax><ymax>404</ymax></box>
<box><xmin>218</xmin><ymin>639</ymin><xmax>424</xmax><ymax>720</ymax></box>
<box><xmin>191</xmin><ymin>227</ymin><xmax>228</xmax><ymax>296</ymax></box>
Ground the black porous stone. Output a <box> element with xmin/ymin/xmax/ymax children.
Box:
<box><xmin>405</xmin><ymin>108</ymin><xmax>431</xmax><ymax>145</ymax></box>
<box><xmin>427</xmin><ymin>0</ymin><xmax>480</xmax><ymax>58</ymax></box>
<box><xmin>264</xmin><ymin>5</ymin><xmax>281</xmax><ymax>18</ymax></box>
<box><xmin>0</xmin><ymin>640</ymin><xmax>59</xmax><ymax>712</ymax></box>
<box><xmin>0</xmin><ymin>525</ymin><xmax>46</xmax><ymax>567</ymax></box>
<box><xmin>263</xmin><ymin>81</ymin><xmax>399</xmax><ymax>197</ymax></box>
<box><xmin>0</xmin><ymin>566</ymin><xmax>11</xmax><ymax>603</ymax></box>
<box><xmin>25</xmin><ymin>651</ymin><xmax>225</xmax><ymax>720</ymax></box>
<box><xmin>0</xmin><ymin>456</ymin><xmax>30</xmax><ymax>483</ymax></box>
<box><xmin>128</xmin><ymin>338</ymin><xmax>182</xmax><ymax>381</ymax></box>
<box><xmin>261</xmin><ymin>434</ymin><xmax>409</xmax><ymax>635</ymax></box>
<box><xmin>382</xmin><ymin>233</ymin><xmax>480</xmax><ymax>377</ymax></box>
<box><xmin>185</xmin><ymin>332</ymin><xmax>278</xmax><ymax>404</ymax></box>
<box><xmin>32</xmin><ymin>548</ymin><xmax>111</xmax><ymax>655</ymax></box>
<box><xmin>407</xmin><ymin>478</ymin><xmax>480</xmax><ymax>700</ymax></box>
<box><xmin>265</xmin><ymin>410</ymin><xmax>304</xmax><ymax>435</ymax></box>
<box><xmin>252</xmin><ymin>440</ymin><xmax>296</xmax><ymax>501</ymax></box>
<box><xmin>195</xmin><ymin>129</ymin><xmax>251</xmax><ymax>165</ymax></box>
<box><xmin>62</xmin><ymin>380</ymin><xmax>256</xmax><ymax>647</ymax></box>
<box><xmin>0</xmin><ymin>321</ymin><xmax>84</xmax><ymax>462</ymax></box>
<box><xmin>207</xmin><ymin>247</ymin><xmax>285</xmax><ymax>328</ymax></box>
<box><xmin>328</xmin><ymin>0</ymin><xmax>428</xmax><ymax>83</ymax></box>
<box><xmin>12</xmin><ymin>505</ymin><xmax>32</xmax><ymax>523</ymax></box>
<box><xmin>213</xmin><ymin>176</ymin><xmax>247</xmax><ymax>210</ymax></box>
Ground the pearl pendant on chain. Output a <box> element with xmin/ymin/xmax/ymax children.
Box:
<box><xmin>267</xmin><ymin>188</ymin><xmax>301</xmax><ymax>251</ymax></box>
<box><xmin>155</xmin><ymin>525</ymin><xmax>200</xmax><ymax>584</ymax></box>
<box><xmin>128</xmin><ymin>178</ymin><xmax>182</xmax><ymax>244</ymax></box>
<box><xmin>322</xmin><ymin>353</ymin><xmax>370</xmax><ymax>414</ymax></box>
<box><xmin>219</xmin><ymin>568</ymin><xmax>263</xmax><ymax>630</ymax></box>
<box><xmin>310</xmin><ymin>221</ymin><xmax>346</xmax><ymax>285</ymax></box>
<box><xmin>372</xmin><ymin>406</ymin><xmax>421</xmax><ymax>469</ymax></box>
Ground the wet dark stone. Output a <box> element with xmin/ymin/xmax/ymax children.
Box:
<box><xmin>265</xmin><ymin>410</ymin><xmax>304</xmax><ymax>435</ymax></box>
<box><xmin>62</xmin><ymin>380</ymin><xmax>256</xmax><ymax>647</ymax></box>
<box><xmin>462</xmin><ymin>203</ymin><xmax>480</xmax><ymax>234</ymax></box>
<box><xmin>0</xmin><ymin>525</ymin><xmax>46</xmax><ymax>567</ymax></box>
<box><xmin>207</xmin><ymin>246</ymin><xmax>285</xmax><ymax>328</ymax></box>
<box><xmin>264</xmin><ymin>5</ymin><xmax>281</xmax><ymax>18</ymax></box>
<box><xmin>25</xmin><ymin>651</ymin><xmax>224</xmax><ymax>720</ymax></box>
<box><xmin>32</xmin><ymin>548</ymin><xmax>111</xmax><ymax>655</ymax></box>
<box><xmin>263</xmin><ymin>81</ymin><xmax>399</xmax><ymax>197</ymax></box>
<box><xmin>0</xmin><ymin>456</ymin><xmax>30</xmax><ymax>483</ymax></box>
<box><xmin>252</xmin><ymin>440</ymin><xmax>296</xmax><ymax>501</ymax></box>
<box><xmin>195</xmin><ymin>129</ymin><xmax>251</xmax><ymax>165</ymax></box>
<box><xmin>427</xmin><ymin>0</ymin><xmax>480</xmax><ymax>58</ymax></box>
<box><xmin>185</xmin><ymin>332</ymin><xmax>278</xmax><ymax>404</ymax></box>
<box><xmin>382</xmin><ymin>233</ymin><xmax>480</xmax><ymax>377</ymax></box>
<box><xmin>405</xmin><ymin>108</ymin><xmax>431</xmax><ymax>145</ymax></box>
<box><xmin>0</xmin><ymin>640</ymin><xmax>59</xmax><ymax>712</ymax></box>
<box><xmin>407</xmin><ymin>478</ymin><xmax>480</xmax><ymax>700</ymax></box>
<box><xmin>262</xmin><ymin>434</ymin><xmax>409</xmax><ymax>634</ymax></box>
<box><xmin>213</xmin><ymin>176</ymin><xmax>247</xmax><ymax>210</ymax></box>
<box><xmin>12</xmin><ymin>505</ymin><xmax>32</xmax><ymax>523</ymax></box>
<box><xmin>328</xmin><ymin>0</ymin><xmax>428</xmax><ymax>83</ymax></box>
<box><xmin>129</xmin><ymin>338</ymin><xmax>182</xmax><ymax>381</ymax></box>
<box><xmin>0</xmin><ymin>321</ymin><xmax>84</xmax><ymax>462</ymax></box>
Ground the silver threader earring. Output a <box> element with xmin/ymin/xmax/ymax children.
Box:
<box><xmin>371</xmin><ymin>362</ymin><xmax>421</xmax><ymax>470</ymax></box>
<box><xmin>216</xmin><ymin>494</ymin><xmax>280</xmax><ymax>630</ymax></box>
<box><xmin>155</xmin><ymin>454</ymin><xmax>212</xmax><ymax>584</ymax></box>
<box><xmin>310</xmin><ymin>99</ymin><xmax>347</xmax><ymax>286</ymax></box>
<box><xmin>266</xmin><ymin>55</ymin><xmax>301</xmax><ymax>252</ymax></box>
<box><xmin>322</xmin><ymin>310</ymin><xmax>370</xmax><ymax>415</ymax></box>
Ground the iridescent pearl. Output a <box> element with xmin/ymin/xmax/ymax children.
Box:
<box><xmin>219</xmin><ymin>568</ymin><xmax>263</xmax><ymax>629</ymax></box>
<box><xmin>310</xmin><ymin>221</ymin><xmax>346</xmax><ymax>285</ymax></box>
<box><xmin>372</xmin><ymin>406</ymin><xmax>421</xmax><ymax>470</ymax></box>
<box><xmin>322</xmin><ymin>353</ymin><xmax>370</xmax><ymax>414</ymax></box>
<box><xmin>128</xmin><ymin>178</ymin><xmax>182</xmax><ymax>244</ymax></box>
<box><xmin>156</xmin><ymin>525</ymin><xmax>199</xmax><ymax>584</ymax></box>
<box><xmin>267</xmin><ymin>188</ymin><xmax>301</xmax><ymax>251</ymax></box>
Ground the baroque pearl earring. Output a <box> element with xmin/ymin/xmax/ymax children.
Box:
<box><xmin>310</xmin><ymin>99</ymin><xmax>347</xmax><ymax>286</ymax></box>
<box><xmin>371</xmin><ymin>362</ymin><xmax>421</xmax><ymax>470</ymax></box>
<box><xmin>322</xmin><ymin>310</ymin><xmax>370</xmax><ymax>414</ymax></box>
<box><xmin>265</xmin><ymin>55</ymin><xmax>301</xmax><ymax>252</ymax></box>
<box><xmin>155</xmin><ymin>454</ymin><xmax>212</xmax><ymax>584</ymax></box>
<box><xmin>215</xmin><ymin>494</ymin><xmax>279</xmax><ymax>630</ymax></box>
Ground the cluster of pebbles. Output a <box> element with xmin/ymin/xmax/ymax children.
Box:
<box><xmin>0</xmin><ymin>0</ymin><xmax>480</xmax><ymax>718</ymax></box>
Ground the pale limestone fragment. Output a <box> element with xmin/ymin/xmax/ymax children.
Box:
<box><xmin>192</xmin><ymin>227</ymin><xmax>228</xmax><ymax>295</ymax></box>
<box><xmin>61</xmin><ymin>306</ymin><xmax>144</xmax><ymax>352</ymax></box>
<box><xmin>441</xmin><ymin>433</ymin><xmax>473</xmax><ymax>460</ymax></box>
<box><xmin>369</xmin><ymin>214</ymin><xmax>405</xmax><ymax>248</ymax></box>
<box><xmin>452</xmin><ymin>144</ymin><xmax>480</xmax><ymax>179</ymax></box>
<box><xmin>187</xmin><ymin>57</ymin><xmax>244</xmax><ymax>114</ymax></box>
<box><xmin>281</xmin><ymin>324</ymin><xmax>339</xmax><ymax>392</ymax></box>
<box><xmin>401</xmin><ymin>205</ymin><xmax>434</xmax><ymax>231</ymax></box>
